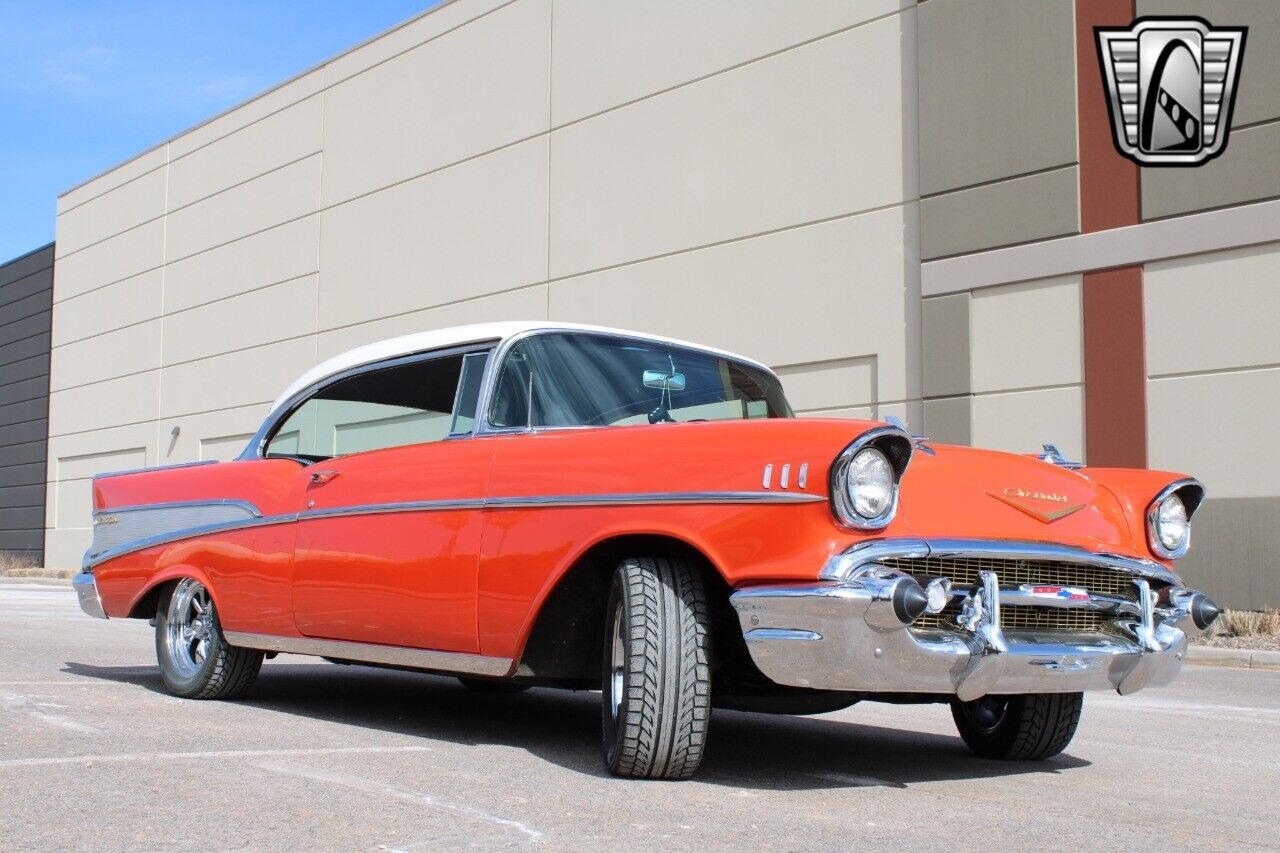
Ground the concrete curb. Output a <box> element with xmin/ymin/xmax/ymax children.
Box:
<box><xmin>1187</xmin><ymin>645</ymin><xmax>1280</xmax><ymax>670</ymax></box>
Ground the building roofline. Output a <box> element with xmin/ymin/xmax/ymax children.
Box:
<box><xmin>0</xmin><ymin>241</ymin><xmax>55</xmax><ymax>268</ymax></box>
<box><xmin>59</xmin><ymin>0</ymin><xmax>467</xmax><ymax>199</ymax></box>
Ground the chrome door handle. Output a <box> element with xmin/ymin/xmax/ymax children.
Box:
<box><xmin>309</xmin><ymin>470</ymin><xmax>340</xmax><ymax>485</ymax></box>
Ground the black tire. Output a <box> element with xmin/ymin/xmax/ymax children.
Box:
<box><xmin>458</xmin><ymin>677</ymin><xmax>531</xmax><ymax>694</ymax></box>
<box><xmin>601</xmin><ymin>556</ymin><xmax>711</xmax><ymax>780</ymax></box>
<box><xmin>950</xmin><ymin>692</ymin><xmax>1083</xmax><ymax>760</ymax></box>
<box><xmin>155</xmin><ymin>578</ymin><xmax>263</xmax><ymax>700</ymax></box>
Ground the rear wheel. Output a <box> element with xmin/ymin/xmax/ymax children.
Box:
<box><xmin>601</xmin><ymin>556</ymin><xmax>711</xmax><ymax>779</ymax></box>
<box><xmin>950</xmin><ymin>692</ymin><xmax>1083</xmax><ymax>760</ymax></box>
<box><xmin>156</xmin><ymin>578</ymin><xmax>263</xmax><ymax>699</ymax></box>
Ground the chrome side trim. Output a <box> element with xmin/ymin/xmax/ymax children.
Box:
<box><xmin>83</xmin><ymin>490</ymin><xmax>824</xmax><ymax>570</ymax></box>
<box><xmin>223</xmin><ymin>631</ymin><xmax>513</xmax><ymax>677</ymax></box>
<box><xmin>94</xmin><ymin>460</ymin><xmax>218</xmax><ymax>480</ymax></box>
<box><xmin>484</xmin><ymin>491</ymin><xmax>824</xmax><ymax>508</ymax></box>
<box><xmin>300</xmin><ymin>499</ymin><xmax>485</xmax><ymax>519</ymax></box>
<box><xmin>97</xmin><ymin>499</ymin><xmax>263</xmax><ymax>519</ymax></box>
<box><xmin>820</xmin><ymin>537</ymin><xmax>1182</xmax><ymax>587</ymax></box>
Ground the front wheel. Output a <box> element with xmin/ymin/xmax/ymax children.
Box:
<box><xmin>950</xmin><ymin>692</ymin><xmax>1083</xmax><ymax>760</ymax></box>
<box><xmin>602</xmin><ymin>556</ymin><xmax>711</xmax><ymax>780</ymax></box>
<box><xmin>156</xmin><ymin>578</ymin><xmax>263</xmax><ymax>699</ymax></box>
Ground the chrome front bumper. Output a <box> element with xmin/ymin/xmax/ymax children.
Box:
<box><xmin>73</xmin><ymin>572</ymin><xmax>108</xmax><ymax>619</ymax></box>
<box><xmin>730</xmin><ymin>539</ymin><xmax>1210</xmax><ymax>700</ymax></box>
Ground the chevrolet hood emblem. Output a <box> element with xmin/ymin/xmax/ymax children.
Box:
<box><xmin>988</xmin><ymin>487</ymin><xmax>1085</xmax><ymax>524</ymax></box>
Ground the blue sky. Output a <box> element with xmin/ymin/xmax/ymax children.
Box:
<box><xmin>0</xmin><ymin>1</ymin><xmax>438</xmax><ymax>262</ymax></box>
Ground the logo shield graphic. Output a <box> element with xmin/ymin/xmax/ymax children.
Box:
<box><xmin>1096</xmin><ymin>17</ymin><xmax>1246</xmax><ymax>166</ymax></box>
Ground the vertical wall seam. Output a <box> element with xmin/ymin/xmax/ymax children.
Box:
<box><xmin>545</xmin><ymin>0</ymin><xmax>555</xmax><ymax>320</ymax></box>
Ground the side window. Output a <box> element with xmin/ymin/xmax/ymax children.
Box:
<box><xmin>265</xmin><ymin>350</ymin><xmax>489</xmax><ymax>460</ymax></box>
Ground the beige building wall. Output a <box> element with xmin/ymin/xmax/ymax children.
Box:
<box><xmin>46</xmin><ymin>0</ymin><xmax>923</xmax><ymax>567</ymax></box>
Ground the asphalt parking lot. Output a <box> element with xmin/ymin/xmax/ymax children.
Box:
<box><xmin>3</xmin><ymin>582</ymin><xmax>1278</xmax><ymax>851</ymax></box>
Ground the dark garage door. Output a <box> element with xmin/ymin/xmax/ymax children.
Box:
<box><xmin>0</xmin><ymin>243</ymin><xmax>53</xmax><ymax>566</ymax></box>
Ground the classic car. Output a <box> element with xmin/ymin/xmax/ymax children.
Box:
<box><xmin>73</xmin><ymin>321</ymin><xmax>1221</xmax><ymax>779</ymax></box>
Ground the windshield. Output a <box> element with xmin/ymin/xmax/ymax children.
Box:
<box><xmin>488</xmin><ymin>332</ymin><xmax>792</xmax><ymax>429</ymax></box>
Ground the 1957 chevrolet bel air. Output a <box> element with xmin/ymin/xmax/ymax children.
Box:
<box><xmin>73</xmin><ymin>321</ymin><xmax>1221</xmax><ymax>779</ymax></box>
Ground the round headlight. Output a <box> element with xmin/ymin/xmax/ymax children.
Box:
<box><xmin>1150</xmin><ymin>493</ymin><xmax>1190</xmax><ymax>558</ymax></box>
<box><xmin>847</xmin><ymin>447</ymin><xmax>894</xmax><ymax>519</ymax></box>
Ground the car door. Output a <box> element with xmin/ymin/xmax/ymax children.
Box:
<box><xmin>263</xmin><ymin>347</ymin><xmax>493</xmax><ymax>653</ymax></box>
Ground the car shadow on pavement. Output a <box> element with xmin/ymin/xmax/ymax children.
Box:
<box><xmin>63</xmin><ymin>660</ymin><xmax>1090</xmax><ymax>791</ymax></box>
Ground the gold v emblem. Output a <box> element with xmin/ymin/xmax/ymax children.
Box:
<box><xmin>987</xmin><ymin>490</ymin><xmax>1085</xmax><ymax>524</ymax></box>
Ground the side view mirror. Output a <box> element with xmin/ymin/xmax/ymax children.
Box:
<box><xmin>642</xmin><ymin>369</ymin><xmax>686</xmax><ymax>392</ymax></box>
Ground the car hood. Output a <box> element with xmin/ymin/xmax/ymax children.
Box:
<box><xmin>893</xmin><ymin>443</ymin><xmax>1143</xmax><ymax>556</ymax></box>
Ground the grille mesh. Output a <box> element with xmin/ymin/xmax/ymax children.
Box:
<box><xmin>880</xmin><ymin>555</ymin><xmax>1136</xmax><ymax>635</ymax></box>
<box><xmin>879</xmin><ymin>556</ymin><xmax>1138</xmax><ymax>597</ymax></box>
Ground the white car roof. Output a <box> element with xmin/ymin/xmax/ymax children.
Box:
<box><xmin>269</xmin><ymin>321</ymin><xmax>772</xmax><ymax>413</ymax></box>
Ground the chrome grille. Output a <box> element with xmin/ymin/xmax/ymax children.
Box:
<box><xmin>881</xmin><ymin>555</ymin><xmax>1136</xmax><ymax>635</ymax></box>
<box><xmin>915</xmin><ymin>606</ymin><xmax>1111</xmax><ymax>633</ymax></box>
<box><xmin>879</xmin><ymin>556</ymin><xmax>1138</xmax><ymax>597</ymax></box>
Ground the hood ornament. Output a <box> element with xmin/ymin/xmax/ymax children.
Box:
<box><xmin>1038</xmin><ymin>443</ymin><xmax>1083</xmax><ymax>470</ymax></box>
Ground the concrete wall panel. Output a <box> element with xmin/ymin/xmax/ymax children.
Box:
<box><xmin>168</xmin><ymin>95</ymin><xmax>323</xmax><ymax>211</ymax></box>
<box><xmin>165</xmin><ymin>154</ymin><xmax>321</xmax><ymax>263</ymax></box>
<box><xmin>159</xmin><ymin>338</ymin><xmax>317</xmax><ymax>420</ymax></box>
<box><xmin>321</xmin><ymin>0</ymin><xmax>550</xmax><ymax>206</ymax></box>
<box><xmin>47</xmin><ymin>371</ymin><xmax>159</xmax><ymax>437</ymax></box>
<box><xmin>161</xmin><ymin>275</ymin><xmax>318</xmax><ymax>366</ymax></box>
<box><xmin>51</xmin><ymin>270</ymin><xmax>163</xmax><ymax>347</ymax></box>
<box><xmin>1175</xmin><ymin>497</ymin><xmax>1280</xmax><ymax>610</ymax></box>
<box><xmin>921</xmin><ymin>167</ymin><xmax>1079</xmax><ymax>260</ymax></box>
<box><xmin>56</xmin><ymin>164</ymin><xmax>167</xmax><ymax>257</ymax></box>
<box><xmin>49</xmin><ymin>320</ymin><xmax>161</xmax><ymax>392</ymax></box>
<box><xmin>53</xmin><ymin>218</ymin><xmax>165</xmax><ymax>302</ymax></box>
<box><xmin>319</xmin><ymin>137</ymin><xmax>548</xmax><ymax>331</ymax></box>
<box><xmin>1145</xmin><ymin>241</ymin><xmax>1280</xmax><ymax>377</ymax></box>
<box><xmin>549</xmin><ymin>14</ymin><xmax>913</xmax><ymax>278</ymax></box>
<box><xmin>549</xmin><ymin>207</ymin><xmax>918</xmax><ymax>402</ymax></box>
<box><xmin>316</xmin><ymin>284</ymin><xmax>548</xmax><ymax>360</ymax></box>
<box><xmin>971</xmin><ymin>385</ymin><xmax>1084</xmax><ymax>461</ymax></box>
<box><xmin>1148</xmin><ymin>367</ymin><xmax>1280</xmax><ymax>499</ymax></box>
<box><xmin>550</xmin><ymin>0</ymin><xmax>907</xmax><ymax>125</ymax></box>
<box><xmin>970</xmin><ymin>275</ymin><xmax>1082</xmax><ymax>393</ymax></box>
<box><xmin>1142</xmin><ymin>122</ymin><xmax>1280</xmax><ymax>220</ymax></box>
<box><xmin>918</xmin><ymin>0</ymin><xmax>1077</xmax><ymax>195</ymax></box>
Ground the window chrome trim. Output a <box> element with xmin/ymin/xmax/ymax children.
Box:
<box><xmin>473</xmin><ymin>327</ymin><xmax>787</xmax><ymax>436</ymax></box>
<box><xmin>223</xmin><ymin>632</ymin><xmax>513</xmax><ymax>677</ymax></box>
<box><xmin>82</xmin><ymin>490</ymin><xmax>822</xmax><ymax>570</ymax></box>
<box><xmin>1145</xmin><ymin>478</ymin><xmax>1204</xmax><ymax>560</ymax></box>
<box><xmin>239</xmin><ymin>341</ymin><xmax>500</xmax><ymax>462</ymax></box>
<box><xmin>819</xmin><ymin>537</ymin><xmax>1183</xmax><ymax>587</ymax></box>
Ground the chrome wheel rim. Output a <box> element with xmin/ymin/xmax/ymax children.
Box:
<box><xmin>165</xmin><ymin>579</ymin><xmax>215</xmax><ymax>678</ymax></box>
<box><xmin>609</xmin><ymin>600</ymin><xmax>625</xmax><ymax>721</ymax></box>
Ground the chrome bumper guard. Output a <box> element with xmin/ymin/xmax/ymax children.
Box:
<box><xmin>72</xmin><ymin>572</ymin><xmax>108</xmax><ymax>620</ymax></box>
<box><xmin>730</xmin><ymin>539</ymin><xmax>1208</xmax><ymax>700</ymax></box>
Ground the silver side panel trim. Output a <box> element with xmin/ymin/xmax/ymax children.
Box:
<box><xmin>83</xmin><ymin>490</ymin><xmax>821</xmax><ymax>570</ymax></box>
<box><xmin>223</xmin><ymin>632</ymin><xmax>513</xmax><ymax>677</ymax></box>
<box><xmin>89</xmin><ymin>500</ymin><xmax>264</xmax><ymax>560</ymax></box>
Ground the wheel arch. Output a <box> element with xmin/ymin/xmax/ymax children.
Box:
<box><xmin>126</xmin><ymin>565</ymin><xmax>219</xmax><ymax>619</ymax></box>
<box><xmin>513</xmin><ymin>533</ymin><xmax>736</xmax><ymax>686</ymax></box>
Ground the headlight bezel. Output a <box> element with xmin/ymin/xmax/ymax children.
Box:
<box><xmin>1145</xmin><ymin>479</ymin><xmax>1204</xmax><ymax>560</ymax></box>
<box><xmin>829</xmin><ymin>426</ymin><xmax>913</xmax><ymax>531</ymax></box>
